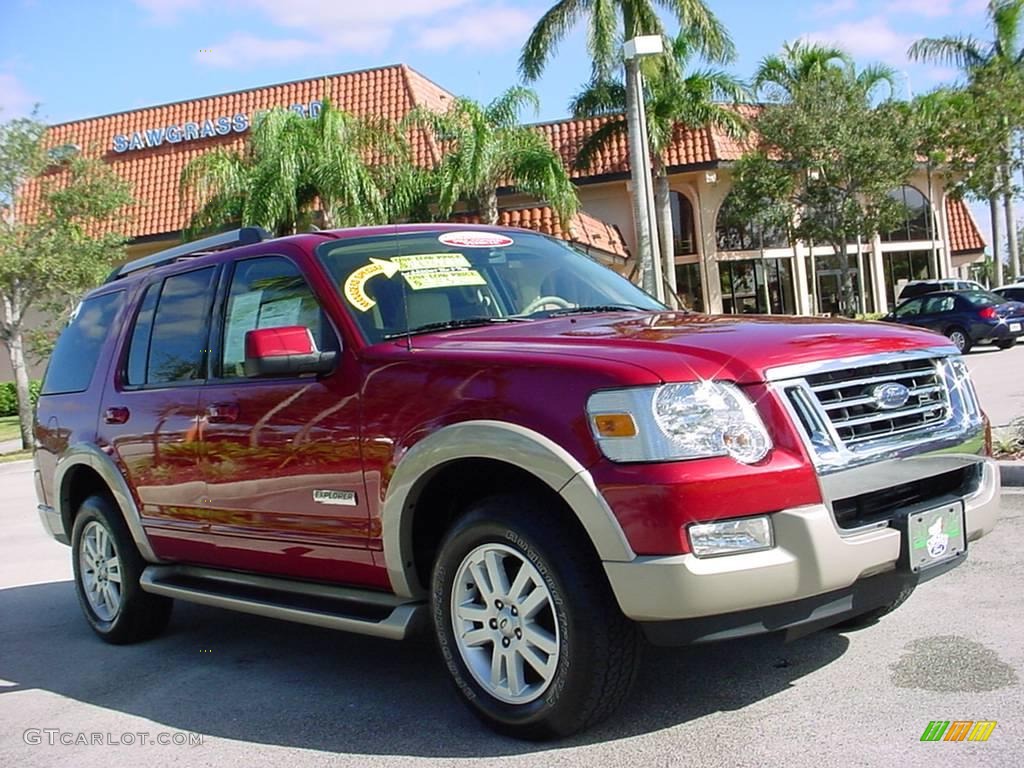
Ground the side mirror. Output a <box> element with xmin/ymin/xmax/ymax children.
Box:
<box><xmin>244</xmin><ymin>326</ymin><xmax>336</xmax><ymax>377</ymax></box>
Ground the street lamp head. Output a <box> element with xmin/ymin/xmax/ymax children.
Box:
<box><xmin>623</xmin><ymin>35</ymin><xmax>664</xmax><ymax>60</ymax></box>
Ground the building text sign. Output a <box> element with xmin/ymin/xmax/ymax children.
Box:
<box><xmin>112</xmin><ymin>100</ymin><xmax>323</xmax><ymax>153</ymax></box>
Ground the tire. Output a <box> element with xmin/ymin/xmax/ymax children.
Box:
<box><xmin>945</xmin><ymin>326</ymin><xmax>972</xmax><ymax>354</ymax></box>
<box><xmin>431</xmin><ymin>495</ymin><xmax>640</xmax><ymax>740</ymax></box>
<box><xmin>71</xmin><ymin>494</ymin><xmax>172</xmax><ymax>644</ymax></box>
<box><xmin>995</xmin><ymin>338</ymin><xmax>1017</xmax><ymax>350</ymax></box>
<box><xmin>833</xmin><ymin>582</ymin><xmax>915</xmax><ymax>630</ymax></box>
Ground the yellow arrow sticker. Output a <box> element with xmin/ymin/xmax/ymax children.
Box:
<box><xmin>344</xmin><ymin>257</ymin><xmax>400</xmax><ymax>312</ymax></box>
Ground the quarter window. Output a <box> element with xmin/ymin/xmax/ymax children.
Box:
<box><xmin>221</xmin><ymin>256</ymin><xmax>337</xmax><ymax>378</ymax></box>
<box><xmin>42</xmin><ymin>291</ymin><xmax>124</xmax><ymax>395</ymax></box>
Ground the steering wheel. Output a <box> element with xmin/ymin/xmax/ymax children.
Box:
<box><xmin>521</xmin><ymin>295</ymin><xmax>574</xmax><ymax>315</ymax></box>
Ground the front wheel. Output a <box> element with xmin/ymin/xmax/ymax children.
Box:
<box><xmin>432</xmin><ymin>496</ymin><xmax>640</xmax><ymax>739</ymax></box>
<box><xmin>946</xmin><ymin>326</ymin><xmax>972</xmax><ymax>353</ymax></box>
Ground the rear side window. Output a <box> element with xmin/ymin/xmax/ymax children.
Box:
<box><xmin>125</xmin><ymin>267</ymin><xmax>218</xmax><ymax>386</ymax></box>
<box><xmin>923</xmin><ymin>295</ymin><xmax>955</xmax><ymax>314</ymax></box>
<box><xmin>42</xmin><ymin>291</ymin><xmax>124</xmax><ymax>395</ymax></box>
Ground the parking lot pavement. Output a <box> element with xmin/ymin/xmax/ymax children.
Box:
<box><xmin>965</xmin><ymin>342</ymin><xmax>1024</xmax><ymax>427</ymax></box>
<box><xmin>2</xmin><ymin>460</ymin><xmax>1022</xmax><ymax>768</ymax></box>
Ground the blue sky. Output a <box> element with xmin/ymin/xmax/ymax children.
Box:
<box><xmin>0</xmin><ymin>0</ymin><xmax>998</xmax><ymax>239</ymax></box>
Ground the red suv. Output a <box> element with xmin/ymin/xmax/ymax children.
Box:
<box><xmin>33</xmin><ymin>225</ymin><xmax>1000</xmax><ymax>739</ymax></box>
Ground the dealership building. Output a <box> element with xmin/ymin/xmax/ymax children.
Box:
<box><xmin>11</xmin><ymin>63</ymin><xmax>986</xmax><ymax>378</ymax></box>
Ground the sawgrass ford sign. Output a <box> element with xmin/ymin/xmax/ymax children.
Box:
<box><xmin>112</xmin><ymin>100</ymin><xmax>323</xmax><ymax>153</ymax></box>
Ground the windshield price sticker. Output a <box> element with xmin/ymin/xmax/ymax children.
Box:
<box><xmin>438</xmin><ymin>232</ymin><xmax>514</xmax><ymax>248</ymax></box>
<box><xmin>392</xmin><ymin>253</ymin><xmax>471</xmax><ymax>271</ymax></box>
<box><xmin>403</xmin><ymin>268</ymin><xmax>486</xmax><ymax>291</ymax></box>
<box><xmin>343</xmin><ymin>255</ymin><xmax>487</xmax><ymax>311</ymax></box>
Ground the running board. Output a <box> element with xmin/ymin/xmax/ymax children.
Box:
<box><xmin>140</xmin><ymin>565</ymin><xmax>427</xmax><ymax>641</ymax></box>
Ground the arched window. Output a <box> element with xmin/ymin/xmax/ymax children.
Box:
<box><xmin>670</xmin><ymin>191</ymin><xmax>697</xmax><ymax>255</ymax></box>
<box><xmin>715</xmin><ymin>192</ymin><xmax>789</xmax><ymax>251</ymax></box>
<box><xmin>882</xmin><ymin>185</ymin><xmax>933</xmax><ymax>242</ymax></box>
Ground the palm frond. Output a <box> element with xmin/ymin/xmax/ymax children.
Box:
<box><xmin>570</xmin><ymin>78</ymin><xmax>627</xmax><ymax>117</ymax></box>
<box><xmin>486</xmin><ymin>87</ymin><xmax>541</xmax><ymax>128</ymax></box>
<box><xmin>520</xmin><ymin>0</ymin><xmax>588</xmax><ymax>81</ymax></box>
<box><xmin>908</xmin><ymin>35</ymin><xmax>986</xmax><ymax>70</ymax></box>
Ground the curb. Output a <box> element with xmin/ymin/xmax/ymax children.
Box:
<box><xmin>999</xmin><ymin>461</ymin><xmax>1024</xmax><ymax>488</ymax></box>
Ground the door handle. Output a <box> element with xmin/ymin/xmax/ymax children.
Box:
<box><xmin>205</xmin><ymin>402</ymin><xmax>240</xmax><ymax>423</ymax></box>
<box><xmin>103</xmin><ymin>406</ymin><xmax>130</xmax><ymax>425</ymax></box>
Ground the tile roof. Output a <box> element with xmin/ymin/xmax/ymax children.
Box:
<box><xmin>945</xmin><ymin>197</ymin><xmax>986</xmax><ymax>253</ymax></box>
<box><xmin>18</xmin><ymin>64</ymin><xmax>454</xmax><ymax>238</ymax></box>
<box><xmin>532</xmin><ymin>104</ymin><xmax>758</xmax><ymax>180</ymax></box>
<box><xmin>452</xmin><ymin>207</ymin><xmax>629</xmax><ymax>261</ymax></box>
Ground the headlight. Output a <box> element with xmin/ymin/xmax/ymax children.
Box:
<box><xmin>587</xmin><ymin>381</ymin><xmax>772</xmax><ymax>464</ymax></box>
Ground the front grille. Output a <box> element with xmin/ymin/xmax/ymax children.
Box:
<box><xmin>804</xmin><ymin>359</ymin><xmax>950</xmax><ymax>447</ymax></box>
<box><xmin>831</xmin><ymin>466</ymin><xmax>974</xmax><ymax>529</ymax></box>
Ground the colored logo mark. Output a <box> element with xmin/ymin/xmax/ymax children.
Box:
<box><xmin>920</xmin><ymin>720</ymin><xmax>997</xmax><ymax>742</ymax></box>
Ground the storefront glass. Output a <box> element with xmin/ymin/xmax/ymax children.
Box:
<box><xmin>882</xmin><ymin>186</ymin><xmax>933</xmax><ymax>243</ymax></box>
<box><xmin>674</xmin><ymin>262</ymin><xmax>705</xmax><ymax>312</ymax></box>
<box><xmin>814</xmin><ymin>252</ymin><xmax>874</xmax><ymax>315</ymax></box>
<box><xmin>884</xmin><ymin>250</ymin><xmax>933</xmax><ymax>306</ymax></box>
<box><xmin>670</xmin><ymin>192</ymin><xmax>697</xmax><ymax>255</ymax></box>
<box><xmin>715</xmin><ymin>193</ymin><xmax>789</xmax><ymax>251</ymax></box>
<box><xmin>719</xmin><ymin>258</ymin><xmax>795</xmax><ymax>315</ymax></box>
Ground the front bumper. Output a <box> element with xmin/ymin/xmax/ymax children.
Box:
<box><xmin>603</xmin><ymin>458</ymin><xmax>999</xmax><ymax>625</ymax></box>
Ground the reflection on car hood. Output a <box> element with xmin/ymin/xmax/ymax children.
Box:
<box><xmin>409</xmin><ymin>311</ymin><xmax>949</xmax><ymax>384</ymax></box>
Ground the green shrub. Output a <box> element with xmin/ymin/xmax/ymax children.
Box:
<box><xmin>0</xmin><ymin>380</ymin><xmax>42</xmax><ymax>417</ymax></box>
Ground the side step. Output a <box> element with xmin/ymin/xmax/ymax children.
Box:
<box><xmin>140</xmin><ymin>565</ymin><xmax>427</xmax><ymax>641</ymax></box>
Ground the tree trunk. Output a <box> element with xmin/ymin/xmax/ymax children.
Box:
<box><xmin>482</xmin><ymin>189</ymin><xmax>500</xmax><ymax>226</ymax></box>
<box><xmin>989</xmin><ymin>193</ymin><xmax>1002</xmax><ymax>286</ymax></box>
<box><xmin>653</xmin><ymin>169</ymin><xmax>678</xmax><ymax>308</ymax></box>
<box><xmin>7</xmin><ymin>331</ymin><xmax>34</xmax><ymax>450</ymax></box>
<box><xmin>1004</xmin><ymin>160</ymin><xmax>1020</xmax><ymax>281</ymax></box>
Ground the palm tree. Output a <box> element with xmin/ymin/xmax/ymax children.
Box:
<box><xmin>407</xmin><ymin>87</ymin><xmax>578</xmax><ymax>226</ymax></box>
<box><xmin>753</xmin><ymin>41</ymin><xmax>853</xmax><ymax>101</ymax></box>
<box><xmin>571</xmin><ymin>29</ymin><xmax>749</xmax><ymax>304</ymax></box>
<box><xmin>909</xmin><ymin>0</ymin><xmax>1024</xmax><ymax>277</ymax></box>
<box><xmin>522</xmin><ymin>1</ymin><xmax>732</xmax><ymax>299</ymax></box>
<box><xmin>181</xmin><ymin>99</ymin><xmax>398</xmax><ymax>236</ymax></box>
<box><xmin>520</xmin><ymin>0</ymin><xmax>733</xmax><ymax>81</ymax></box>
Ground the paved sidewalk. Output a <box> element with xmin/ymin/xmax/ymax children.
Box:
<box><xmin>0</xmin><ymin>438</ymin><xmax>22</xmax><ymax>454</ymax></box>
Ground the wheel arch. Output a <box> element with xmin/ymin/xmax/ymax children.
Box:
<box><xmin>54</xmin><ymin>444</ymin><xmax>162</xmax><ymax>563</ymax></box>
<box><xmin>382</xmin><ymin>421</ymin><xmax>634</xmax><ymax>599</ymax></box>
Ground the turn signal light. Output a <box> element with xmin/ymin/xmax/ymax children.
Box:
<box><xmin>592</xmin><ymin>413</ymin><xmax>638</xmax><ymax>438</ymax></box>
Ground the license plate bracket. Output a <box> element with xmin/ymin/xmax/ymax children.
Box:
<box><xmin>894</xmin><ymin>501</ymin><xmax>966</xmax><ymax>573</ymax></box>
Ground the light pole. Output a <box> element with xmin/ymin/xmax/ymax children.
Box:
<box><xmin>623</xmin><ymin>35</ymin><xmax>664</xmax><ymax>301</ymax></box>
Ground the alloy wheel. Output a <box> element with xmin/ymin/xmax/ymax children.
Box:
<box><xmin>78</xmin><ymin>520</ymin><xmax>123</xmax><ymax>622</ymax></box>
<box><xmin>450</xmin><ymin>543</ymin><xmax>560</xmax><ymax>704</ymax></box>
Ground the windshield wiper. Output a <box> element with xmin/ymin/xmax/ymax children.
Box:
<box><xmin>384</xmin><ymin>316</ymin><xmax>528</xmax><ymax>340</ymax></box>
<box><xmin>547</xmin><ymin>304</ymin><xmax>648</xmax><ymax>317</ymax></box>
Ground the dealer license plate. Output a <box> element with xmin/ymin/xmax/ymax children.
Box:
<box><xmin>905</xmin><ymin>502</ymin><xmax>966</xmax><ymax>572</ymax></box>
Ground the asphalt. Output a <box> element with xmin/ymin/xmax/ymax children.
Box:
<box><xmin>1</xmin><ymin>461</ymin><xmax>1022</xmax><ymax>767</ymax></box>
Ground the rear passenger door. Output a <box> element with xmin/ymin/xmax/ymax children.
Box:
<box><xmin>101</xmin><ymin>266</ymin><xmax>219</xmax><ymax>558</ymax></box>
<box><xmin>919</xmin><ymin>294</ymin><xmax>957</xmax><ymax>332</ymax></box>
<box><xmin>194</xmin><ymin>254</ymin><xmax>376</xmax><ymax>586</ymax></box>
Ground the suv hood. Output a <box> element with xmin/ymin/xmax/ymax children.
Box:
<box><xmin>412</xmin><ymin>312</ymin><xmax>951</xmax><ymax>384</ymax></box>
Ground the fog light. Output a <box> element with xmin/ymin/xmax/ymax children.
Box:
<box><xmin>688</xmin><ymin>517</ymin><xmax>773</xmax><ymax>558</ymax></box>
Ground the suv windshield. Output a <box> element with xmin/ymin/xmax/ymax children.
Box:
<box><xmin>317</xmin><ymin>230</ymin><xmax>663</xmax><ymax>343</ymax></box>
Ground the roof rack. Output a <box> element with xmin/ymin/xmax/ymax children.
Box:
<box><xmin>105</xmin><ymin>227</ymin><xmax>272</xmax><ymax>283</ymax></box>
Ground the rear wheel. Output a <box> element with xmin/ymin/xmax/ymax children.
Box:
<box><xmin>995</xmin><ymin>338</ymin><xmax>1017</xmax><ymax>350</ymax></box>
<box><xmin>945</xmin><ymin>326</ymin><xmax>972</xmax><ymax>353</ymax></box>
<box><xmin>71</xmin><ymin>494</ymin><xmax>172</xmax><ymax>644</ymax></box>
<box><xmin>431</xmin><ymin>495</ymin><xmax>640</xmax><ymax>740</ymax></box>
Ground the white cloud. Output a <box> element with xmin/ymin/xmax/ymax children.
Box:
<box><xmin>198</xmin><ymin>35</ymin><xmax>322</xmax><ymax>68</ymax></box>
<box><xmin>415</xmin><ymin>6</ymin><xmax>535</xmax><ymax>52</ymax></box>
<box><xmin>0</xmin><ymin>72</ymin><xmax>37</xmax><ymax>118</ymax></box>
<box><xmin>812</xmin><ymin>0</ymin><xmax>858</xmax><ymax>18</ymax></box>
<box><xmin>881</xmin><ymin>0</ymin><xmax>956</xmax><ymax>17</ymax></box>
<box><xmin>805</xmin><ymin>15</ymin><xmax>918</xmax><ymax>65</ymax></box>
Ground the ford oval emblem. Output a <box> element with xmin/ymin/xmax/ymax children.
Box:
<box><xmin>871</xmin><ymin>382</ymin><xmax>911</xmax><ymax>410</ymax></box>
